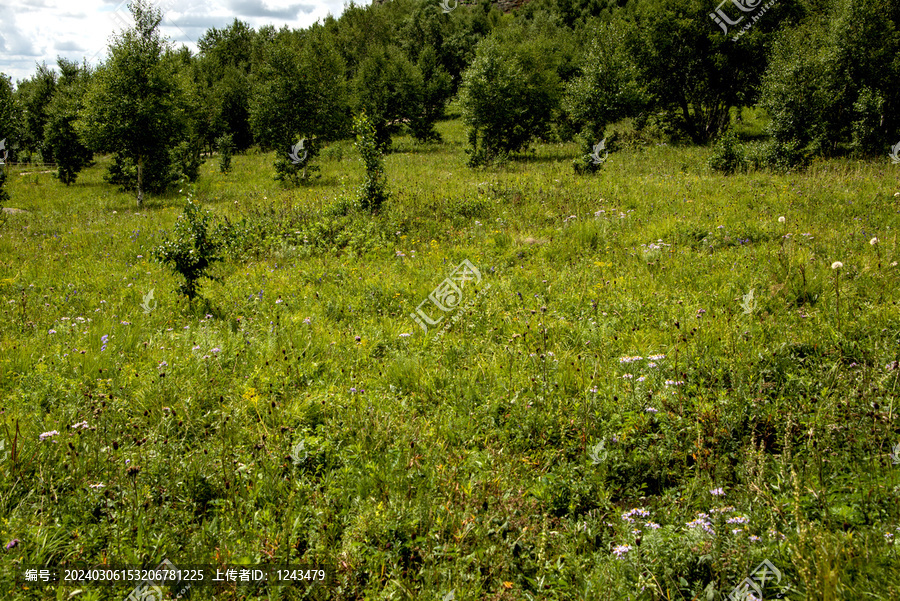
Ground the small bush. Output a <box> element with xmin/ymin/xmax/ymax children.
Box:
<box><xmin>274</xmin><ymin>135</ymin><xmax>320</xmax><ymax>186</ymax></box>
<box><xmin>173</xmin><ymin>138</ymin><xmax>204</xmax><ymax>183</ymax></box>
<box><xmin>708</xmin><ymin>130</ymin><xmax>747</xmax><ymax>175</ymax></box>
<box><xmin>216</xmin><ymin>133</ymin><xmax>234</xmax><ymax>175</ymax></box>
<box><xmin>354</xmin><ymin>114</ymin><xmax>389</xmax><ymax>212</ymax></box>
<box><xmin>152</xmin><ymin>191</ymin><xmax>223</xmax><ymax>300</ymax></box>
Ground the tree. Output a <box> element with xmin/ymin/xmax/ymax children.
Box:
<box><xmin>75</xmin><ymin>0</ymin><xmax>187</xmax><ymax>206</ymax></box>
<box><xmin>351</xmin><ymin>44</ymin><xmax>422</xmax><ymax>150</ymax></box>
<box><xmin>624</xmin><ymin>0</ymin><xmax>793</xmax><ymax>144</ymax></box>
<box><xmin>15</xmin><ymin>63</ymin><xmax>57</xmax><ymax>163</ymax></box>
<box><xmin>249</xmin><ymin>24</ymin><xmax>350</xmax><ymax>151</ymax></box>
<box><xmin>44</xmin><ymin>58</ymin><xmax>93</xmax><ymax>185</ymax></box>
<box><xmin>196</xmin><ymin>19</ymin><xmax>255</xmax><ymax>151</ymax></box>
<box><xmin>760</xmin><ymin>0</ymin><xmax>900</xmax><ymax>162</ymax></box>
<box><xmin>459</xmin><ymin>25</ymin><xmax>563</xmax><ymax>165</ymax></box>
<box><xmin>561</xmin><ymin>20</ymin><xmax>649</xmax><ymax>168</ymax></box>
<box><xmin>0</xmin><ymin>74</ymin><xmax>21</xmax><ymax>163</ymax></box>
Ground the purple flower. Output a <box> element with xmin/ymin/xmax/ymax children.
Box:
<box><xmin>39</xmin><ymin>430</ymin><xmax>60</xmax><ymax>441</ymax></box>
<box><xmin>5</xmin><ymin>539</ymin><xmax>19</xmax><ymax>550</ymax></box>
<box><xmin>210</xmin><ymin>347</ymin><xmax>221</xmax><ymax>354</ymax></box>
<box><xmin>645</xmin><ymin>407</ymin><xmax>658</xmax><ymax>413</ymax></box>
<box><xmin>644</xmin><ymin>522</ymin><xmax>661</xmax><ymax>529</ymax></box>
<box><xmin>726</xmin><ymin>516</ymin><xmax>749</xmax><ymax>525</ymax></box>
<box><xmin>710</xmin><ymin>487</ymin><xmax>725</xmax><ymax>496</ymax></box>
<box><xmin>612</xmin><ymin>544</ymin><xmax>631</xmax><ymax>558</ymax></box>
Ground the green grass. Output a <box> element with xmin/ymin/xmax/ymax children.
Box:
<box><xmin>1</xmin><ymin>120</ymin><xmax>900</xmax><ymax>600</ymax></box>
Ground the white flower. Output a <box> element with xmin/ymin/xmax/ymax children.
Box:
<box><xmin>870</xmin><ymin>237</ymin><xmax>878</xmax><ymax>245</ymax></box>
<box><xmin>778</xmin><ymin>216</ymin><xmax>785</xmax><ymax>223</ymax></box>
<box><xmin>831</xmin><ymin>261</ymin><xmax>843</xmax><ymax>270</ymax></box>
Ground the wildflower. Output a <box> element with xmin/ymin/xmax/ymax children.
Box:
<box><xmin>726</xmin><ymin>516</ymin><xmax>749</xmax><ymax>524</ymax></box>
<box><xmin>778</xmin><ymin>216</ymin><xmax>785</xmax><ymax>223</ymax></box>
<box><xmin>303</xmin><ymin>317</ymin><xmax>311</xmax><ymax>324</ymax></box>
<box><xmin>870</xmin><ymin>237</ymin><xmax>879</xmax><ymax>246</ymax></box>
<box><xmin>710</xmin><ymin>487</ymin><xmax>725</xmax><ymax>496</ymax></box>
<box><xmin>70</xmin><ymin>421</ymin><xmax>89</xmax><ymax>430</ymax></box>
<box><xmin>49</xmin><ymin>329</ymin><xmax>57</xmax><ymax>334</ymax></box>
<box><xmin>622</xmin><ymin>374</ymin><xmax>633</xmax><ymax>379</ymax></box>
<box><xmin>89</xmin><ymin>483</ymin><xmax>105</xmax><ymax>490</ymax></box>
<box><xmin>210</xmin><ymin>347</ymin><xmax>221</xmax><ymax>354</ymax></box>
<box><xmin>647</xmin><ymin>362</ymin><xmax>657</xmax><ymax>368</ymax></box>
<box><xmin>696</xmin><ymin>309</ymin><xmax>706</xmax><ymax>316</ymax></box>
<box><xmin>686</xmin><ymin>518</ymin><xmax>715</xmax><ymax>536</ymax></box>
<box><xmin>158</xmin><ymin>361</ymin><xmax>168</xmax><ymax>368</ymax></box>
<box><xmin>622</xmin><ymin>508</ymin><xmax>650</xmax><ymax>522</ymax></box>
<box><xmin>355</xmin><ymin>336</ymin><xmax>361</xmax><ymax>342</ymax></box>
<box><xmin>665</xmin><ymin>380</ymin><xmax>685</xmax><ymax>386</ymax></box>
<box><xmin>831</xmin><ymin>261</ymin><xmax>843</xmax><ymax>270</ymax></box>
<box><xmin>749</xmin><ymin>535</ymin><xmax>761</xmax><ymax>542</ymax></box>
<box><xmin>39</xmin><ymin>430</ymin><xmax>60</xmax><ymax>441</ymax></box>
<box><xmin>612</xmin><ymin>544</ymin><xmax>632</xmax><ymax>558</ymax></box>
<box><xmin>192</xmin><ymin>345</ymin><xmax>200</xmax><ymax>351</ymax></box>
<box><xmin>275</xmin><ymin>298</ymin><xmax>283</xmax><ymax>304</ymax></box>
<box><xmin>399</xmin><ymin>333</ymin><xmax>411</xmax><ymax>337</ymax></box>
<box><xmin>886</xmin><ymin>532</ymin><xmax>894</xmax><ymax>541</ymax></box>
<box><xmin>732</xmin><ymin>529</ymin><xmax>743</xmax><ymax>535</ymax></box>
<box><xmin>589</xmin><ymin>387</ymin><xmax>598</xmax><ymax>393</ymax></box>
<box><xmin>350</xmin><ymin>388</ymin><xmax>357</xmax><ymax>393</ymax></box>
<box><xmin>648</xmin><ymin>354</ymin><xmax>665</xmax><ymax>360</ymax></box>
<box><xmin>645</xmin><ymin>522</ymin><xmax>661</xmax><ymax>529</ymax></box>
<box><xmin>5</xmin><ymin>539</ymin><xmax>19</xmax><ymax>550</ymax></box>
<box><xmin>619</xmin><ymin>355</ymin><xmax>643</xmax><ymax>363</ymax></box>
<box><xmin>645</xmin><ymin>407</ymin><xmax>658</xmax><ymax>413</ymax></box>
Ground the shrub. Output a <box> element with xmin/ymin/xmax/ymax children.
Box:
<box><xmin>274</xmin><ymin>135</ymin><xmax>320</xmax><ymax>186</ymax></box>
<box><xmin>708</xmin><ymin>130</ymin><xmax>748</xmax><ymax>175</ymax></box>
<box><xmin>354</xmin><ymin>113</ymin><xmax>389</xmax><ymax>212</ymax></box>
<box><xmin>174</xmin><ymin>137</ymin><xmax>204</xmax><ymax>182</ymax></box>
<box><xmin>152</xmin><ymin>191</ymin><xmax>223</xmax><ymax>300</ymax></box>
<box><xmin>216</xmin><ymin>133</ymin><xmax>234</xmax><ymax>174</ymax></box>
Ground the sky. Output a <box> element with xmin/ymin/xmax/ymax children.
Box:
<box><xmin>0</xmin><ymin>0</ymin><xmax>353</xmax><ymax>85</ymax></box>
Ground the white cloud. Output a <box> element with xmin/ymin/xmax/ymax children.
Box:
<box><xmin>0</xmin><ymin>0</ymin><xmax>348</xmax><ymax>85</ymax></box>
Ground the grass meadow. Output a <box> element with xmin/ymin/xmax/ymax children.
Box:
<box><xmin>2</xmin><ymin>116</ymin><xmax>900</xmax><ymax>599</ymax></box>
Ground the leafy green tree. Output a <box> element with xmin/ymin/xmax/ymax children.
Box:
<box><xmin>459</xmin><ymin>26</ymin><xmax>563</xmax><ymax>165</ymax></box>
<box><xmin>0</xmin><ymin>74</ymin><xmax>21</xmax><ymax>163</ymax></box>
<box><xmin>408</xmin><ymin>45</ymin><xmax>452</xmax><ymax>143</ymax></box>
<box><xmin>562</xmin><ymin>20</ymin><xmax>649</xmax><ymax>171</ymax></box>
<box><xmin>15</xmin><ymin>63</ymin><xmax>57</xmax><ymax>163</ymax></box>
<box><xmin>216</xmin><ymin>133</ymin><xmax>234</xmax><ymax>174</ymax></box>
<box><xmin>196</xmin><ymin>19</ymin><xmax>255</xmax><ymax>151</ymax></box>
<box><xmin>761</xmin><ymin>0</ymin><xmax>900</xmax><ymax>161</ymax></box>
<box><xmin>351</xmin><ymin>45</ymin><xmax>421</xmax><ymax>150</ymax></box>
<box><xmin>624</xmin><ymin>0</ymin><xmax>791</xmax><ymax>144</ymax></box>
<box><xmin>75</xmin><ymin>0</ymin><xmax>187</xmax><ymax>205</ymax></box>
<box><xmin>44</xmin><ymin>59</ymin><xmax>94</xmax><ymax>185</ymax></box>
<box><xmin>249</xmin><ymin>24</ymin><xmax>350</xmax><ymax>150</ymax></box>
